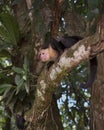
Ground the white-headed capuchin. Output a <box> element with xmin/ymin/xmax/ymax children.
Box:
<box><xmin>39</xmin><ymin>35</ymin><xmax>97</xmax><ymax>88</ymax></box>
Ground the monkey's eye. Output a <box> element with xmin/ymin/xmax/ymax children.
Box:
<box><xmin>40</xmin><ymin>53</ymin><xmax>44</xmax><ymax>56</ymax></box>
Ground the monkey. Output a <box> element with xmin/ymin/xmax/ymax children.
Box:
<box><xmin>40</xmin><ymin>36</ymin><xmax>83</xmax><ymax>62</ymax></box>
<box><xmin>39</xmin><ymin>35</ymin><xmax>97</xmax><ymax>88</ymax></box>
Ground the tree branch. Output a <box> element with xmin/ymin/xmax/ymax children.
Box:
<box><xmin>26</xmin><ymin>33</ymin><xmax>104</xmax><ymax>126</ymax></box>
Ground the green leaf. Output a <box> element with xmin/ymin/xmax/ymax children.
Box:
<box><xmin>15</xmin><ymin>77</ymin><xmax>24</xmax><ymax>94</ymax></box>
<box><xmin>0</xmin><ymin>26</ymin><xmax>12</xmax><ymax>43</ymax></box>
<box><xmin>12</xmin><ymin>66</ymin><xmax>23</xmax><ymax>74</ymax></box>
<box><xmin>23</xmin><ymin>75</ymin><xmax>27</xmax><ymax>80</ymax></box>
<box><xmin>15</xmin><ymin>74</ymin><xmax>21</xmax><ymax>86</ymax></box>
<box><xmin>0</xmin><ymin>84</ymin><xmax>13</xmax><ymax>89</ymax></box>
<box><xmin>0</xmin><ymin>84</ymin><xmax>13</xmax><ymax>95</ymax></box>
<box><xmin>3</xmin><ymin>86</ymin><xmax>12</xmax><ymax>97</ymax></box>
<box><xmin>6</xmin><ymin>90</ymin><xmax>16</xmax><ymax>105</ymax></box>
<box><xmin>24</xmin><ymin>82</ymin><xmax>29</xmax><ymax>94</ymax></box>
<box><xmin>15</xmin><ymin>74</ymin><xmax>24</xmax><ymax>88</ymax></box>
<box><xmin>23</xmin><ymin>56</ymin><xmax>29</xmax><ymax>72</ymax></box>
<box><xmin>0</xmin><ymin>40</ymin><xmax>12</xmax><ymax>51</ymax></box>
<box><xmin>0</xmin><ymin>12</ymin><xmax>21</xmax><ymax>45</ymax></box>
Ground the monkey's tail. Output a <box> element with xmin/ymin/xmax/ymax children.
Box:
<box><xmin>80</xmin><ymin>57</ymin><xmax>97</xmax><ymax>88</ymax></box>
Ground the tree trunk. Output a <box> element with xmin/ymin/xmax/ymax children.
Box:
<box><xmin>27</xmin><ymin>96</ymin><xmax>64</xmax><ymax>130</ymax></box>
<box><xmin>40</xmin><ymin>96</ymin><xmax>64</xmax><ymax>130</ymax></box>
<box><xmin>91</xmin><ymin>53</ymin><xmax>104</xmax><ymax>130</ymax></box>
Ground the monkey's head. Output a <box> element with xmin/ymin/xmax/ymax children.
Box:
<box><xmin>39</xmin><ymin>46</ymin><xmax>58</xmax><ymax>62</ymax></box>
<box><xmin>39</xmin><ymin>49</ymin><xmax>50</xmax><ymax>62</ymax></box>
<box><xmin>39</xmin><ymin>38</ymin><xmax>60</xmax><ymax>62</ymax></box>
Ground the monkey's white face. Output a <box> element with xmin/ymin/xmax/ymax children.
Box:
<box><xmin>40</xmin><ymin>49</ymin><xmax>50</xmax><ymax>62</ymax></box>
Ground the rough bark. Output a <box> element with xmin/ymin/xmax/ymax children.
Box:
<box><xmin>27</xmin><ymin>96</ymin><xmax>64</xmax><ymax>130</ymax></box>
<box><xmin>91</xmin><ymin>16</ymin><xmax>104</xmax><ymax>130</ymax></box>
<box><xmin>51</xmin><ymin>0</ymin><xmax>64</xmax><ymax>37</ymax></box>
<box><xmin>12</xmin><ymin>0</ymin><xmax>27</xmax><ymax>30</ymax></box>
<box><xmin>91</xmin><ymin>53</ymin><xmax>104</xmax><ymax>130</ymax></box>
